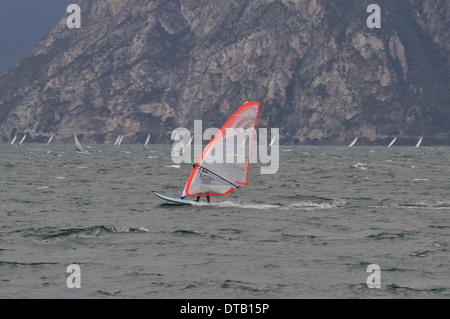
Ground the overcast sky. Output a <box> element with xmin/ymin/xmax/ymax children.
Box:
<box><xmin>0</xmin><ymin>0</ymin><xmax>73</xmax><ymax>75</ymax></box>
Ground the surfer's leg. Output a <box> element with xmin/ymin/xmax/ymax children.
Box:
<box><xmin>195</xmin><ymin>196</ymin><xmax>200</xmax><ymax>202</ymax></box>
<box><xmin>207</xmin><ymin>196</ymin><xmax>210</xmax><ymax>203</ymax></box>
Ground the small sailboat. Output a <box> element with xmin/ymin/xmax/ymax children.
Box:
<box><xmin>155</xmin><ymin>101</ymin><xmax>260</xmax><ymax>205</ymax></box>
<box><xmin>74</xmin><ymin>135</ymin><xmax>83</xmax><ymax>152</ymax></box>
<box><xmin>269</xmin><ymin>135</ymin><xmax>277</xmax><ymax>147</ymax></box>
<box><xmin>46</xmin><ymin>134</ymin><xmax>54</xmax><ymax>145</ymax></box>
<box><xmin>10</xmin><ymin>134</ymin><xmax>17</xmax><ymax>145</ymax></box>
<box><xmin>19</xmin><ymin>134</ymin><xmax>27</xmax><ymax>145</ymax></box>
<box><xmin>240</xmin><ymin>136</ymin><xmax>247</xmax><ymax>146</ymax></box>
<box><xmin>117</xmin><ymin>135</ymin><xmax>123</xmax><ymax>146</ymax></box>
<box><xmin>349</xmin><ymin>137</ymin><xmax>358</xmax><ymax>147</ymax></box>
<box><xmin>183</xmin><ymin>132</ymin><xmax>193</xmax><ymax>148</ymax></box>
<box><xmin>113</xmin><ymin>135</ymin><xmax>121</xmax><ymax>146</ymax></box>
<box><xmin>144</xmin><ymin>134</ymin><xmax>151</xmax><ymax>146</ymax></box>
<box><xmin>179</xmin><ymin>133</ymin><xmax>192</xmax><ymax>156</ymax></box>
<box><xmin>387</xmin><ymin>137</ymin><xmax>397</xmax><ymax>148</ymax></box>
<box><xmin>415</xmin><ymin>137</ymin><xmax>423</xmax><ymax>147</ymax></box>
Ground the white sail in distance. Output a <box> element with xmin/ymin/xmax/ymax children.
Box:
<box><xmin>46</xmin><ymin>134</ymin><xmax>54</xmax><ymax>145</ymax></box>
<box><xmin>416</xmin><ymin>137</ymin><xmax>422</xmax><ymax>147</ymax></box>
<box><xmin>387</xmin><ymin>137</ymin><xmax>397</xmax><ymax>148</ymax></box>
<box><xmin>74</xmin><ymin>135</ymin><xmax>83</xmax><ymax>152</ymax></box>
<box><xmin>10</xmin><ymin>134</ymin><xmax>17</xmax><ymax>145</ymax></box>
<box><xmin>144</xmin><ymin>134</ymin><xmax>150</xmax><ymax>146</ymax></box>
<box><xmin>349</xmin><ymin>137</ymin><xmax>358</xmax><ymax>147</ymax></box>
<box><xmin>19</xmin><ymin>134</ymin><xmax>27</xmax><ymax>145</ymax></box>
<box><xmin>113</xmin><ymin>135</ymin><xmax>120</xmax><ymax>146</ymax></box>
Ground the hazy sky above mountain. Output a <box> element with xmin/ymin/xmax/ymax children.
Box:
<box><xmin>0</xmin><ymin>0</ymin><xmax>73</xmax><ymax>75</ymax></box>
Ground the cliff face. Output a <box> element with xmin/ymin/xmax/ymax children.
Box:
<box><xmin>0</xmin><ymin>0</ymin><xmax>449</xmax><ymax>144</ymax></box>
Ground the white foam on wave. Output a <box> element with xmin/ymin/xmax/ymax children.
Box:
<box><xmin>202</xmin><ymin>201</ymin><xmax>280</xmax><ymax>210</ymax></box>
<box><xmin>437</xmin><ymin>201</ymin><xmax>450</xmax><ymax>207</ymax></box>
<box><xmin>396</xmin><ymin>201</ymin><xmax>450</xmax><ymax>210</ymax></box>
<box><xmin>370</xmin><ymin>201</ymin><xmax>449</xmax><ymax>210</ymax></box>
<box><xmin>104</xmin><ymin>226</ymin><xmax>149</xmax><ymax>233</ymax></box>
<box><xmin>288</xmin><ymin>201</ymin><xmax>339</xmax><ymax>210</ymax></box>
<box><xmin>197</xmin><ymin>200</ymin><xmax>340</xmax><ymax>210</ymax></box>
<box><xmin>352</xmin><ymin>163</ymin><xmax>367</xmax><ymax>169</ymax></box>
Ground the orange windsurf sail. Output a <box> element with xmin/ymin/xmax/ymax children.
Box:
<box><xmin>182</xmin><ymin>101</ymin><xmax>260</xmax><ymax>198</ymax></box>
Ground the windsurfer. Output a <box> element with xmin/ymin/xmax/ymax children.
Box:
<box><xmin>180</xmin><ymin>195</ymin><xmax>210</xmax><ymax>203</ymax></box>
<box><xmin>199</xmin><ymin>169</ymin><xmax>212</xmax><ymax>184</ymax></box>
<box><xmin>195</xmin><ymin>196</ymin><xmax>210</xmax><ymax>203</ymax></box>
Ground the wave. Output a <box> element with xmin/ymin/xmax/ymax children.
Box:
<box><xmin>20</xmin><ymin>225</ymin><xmax>148</xmax><ymax>242</ymax></box>
<box><xmin>96</xmin><ymin>290</ymin><xmax>122</xmax><ymax>296</ymax></box>
<box><xmin>369</xmin><ymin>201</ymin><xmax>450</xmax><ymax>211</ymax></box>
<box><xmin>220</xmin><ymin>279</ymin><xmax>261</xmax><ymax>293</ymax></box>
<box><xmin>171</xmin><ymin>229</ymin><xmax>232</xmax><ymax>241</ymax></box>
<box><xmin>287</xmin><ymin>201</ymin><xmax>341</xmax><ymax>210</ymax></box>
<box><xmin>172</xmin><ymin>229</ymin><xmax>202</xmax><ymax>236</ymax></box>
<box><xmin>351</xmin><ymin>163</ymin><xmax>367</xmax><ymax>169</ymax></box>
<box><xmin>0</xmin><ymin>261</ymin><xmax>58</xmax><ymax>267</ymax></box>
<box><xmin>385</xmin><ymin>284</ymin><xmax>450</xmax><ymax>296</ymax></box>
<box><xmin>203</xmin><ymin>201</ymin><xmax>281</xmax><ymax>210</ymax></box>
<box><xmin>395</xmin><ymin>201</ymin><xmax>450</xmax><ymax>210</ymax></box>
<box><xmin>366</xmin><ymin>230</ymin><xmax>417</xmax><ymax>240</ymax></box>
<box><xmin>195</xmin><ymin>199</ymin><xmax>340</xmax><ymax>210</ymax></box>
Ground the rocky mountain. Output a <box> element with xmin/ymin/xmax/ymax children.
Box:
<box><xmin>0</xmin><ymin>0</ymin><xmax>449</xmax><ymax>145</ymax></box>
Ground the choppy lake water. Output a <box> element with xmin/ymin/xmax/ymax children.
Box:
<box><xmin>1</xmin><ymin>144</ymin><xmax>449</xmax><ymax>298</ymax></box>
